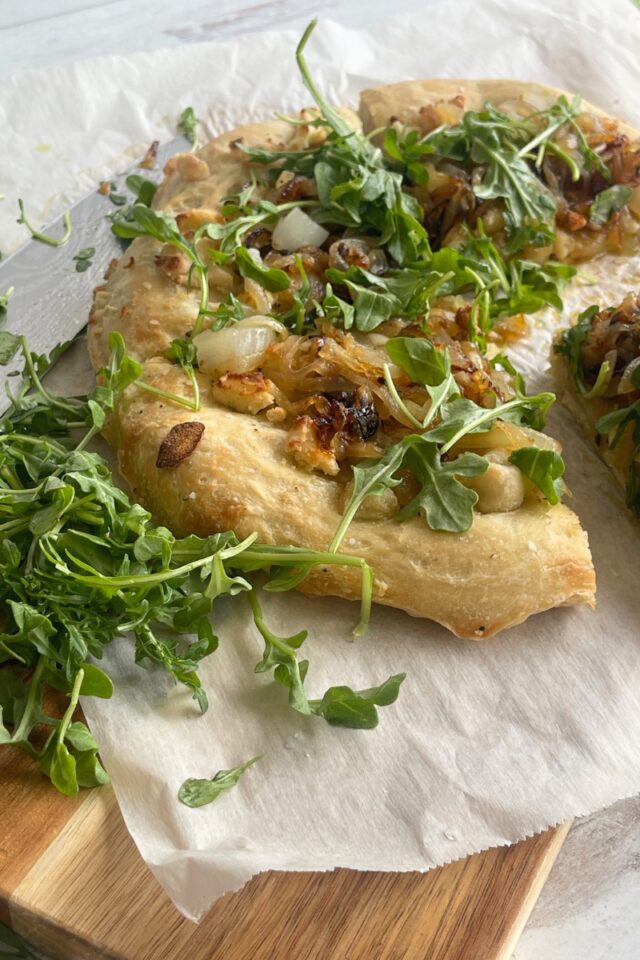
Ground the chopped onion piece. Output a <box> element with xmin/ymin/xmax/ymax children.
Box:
<box><xmin>194</xmin><ymin>316</ymin><xmax>287</xmax><ymax>377</ymax></box>
<box><xmin>271</xmin><ymin>207</ymin><xmax>329</xmax><ymax>252</ymax></box>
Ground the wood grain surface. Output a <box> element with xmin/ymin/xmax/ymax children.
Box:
<box><xmin>1</xmin><ymin>738</ymin><xmax>569</xmax><ymax>960</ymax></box>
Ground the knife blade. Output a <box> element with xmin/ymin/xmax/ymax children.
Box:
<box><xmin>0</xmin><ymin>135</ymin><xmax>190</xmax><ymax>408</ymax></box>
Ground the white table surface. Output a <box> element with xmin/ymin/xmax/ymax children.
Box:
<box><xmin>2</xmin><ymin>3</ymin><xmax>639</xmax><ymax>958</ymax></box>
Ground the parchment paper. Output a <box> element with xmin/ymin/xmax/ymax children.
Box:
<box><xmin>3</xmin><ymin>0</ymin><xmax>640</xmax><ymax>923</ymax></box>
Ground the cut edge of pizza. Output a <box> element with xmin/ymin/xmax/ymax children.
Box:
<box><xmin>553</xmin><ymin>293</ymin><xmax>640</xmax><ymax>515</ymax></box>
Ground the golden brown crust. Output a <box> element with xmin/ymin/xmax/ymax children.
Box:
<box><xmin>88</xmin><ymin>109</ymin><xmax>596</xmax><ymax>639</ymax></box>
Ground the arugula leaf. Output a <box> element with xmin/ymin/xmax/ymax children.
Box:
<box><xmin>386</xmin><ymin>336</ymin><xmax>448</xmax><ymax>386</ymax></box>
<box><xmin>321</xmin><ymin>284</ymin><xmax>355</xmax><ymax>330</ymax></box>
<box><xmin>509</xmin><ymin>447</ymin><xmax>565</xmax><ymax>504</ymax></box>
<box><xmin>178</xmin><ymin>106</ymin><xmax>201</xmax><ymax>149</ymax></box>
<box><xmin>589</xmin><ymin>185</ymin><xmax>632</xmax><ymax>225</ymax></box>
<box><xmin>473</xmin><ymin>141</ymin><xmax>556</xmax><ymax>227</ymax></box>
<box><xmin>178</xmin><ymin>755</ymin><xmax>262</xmax><ymax>807</ymax></box>
<box><xmin>397</xmin><ymin>442</ymin><xmax>487</xmax><ymax>531</ymax></box>
<box><xmin>235</xmin><ymin>245</ymin><xmax>291</xmax><ymax>292</ymax></box>
<box><xmin>0</xmin><ymin>330</ymin><xmax>22</xmax><ymax>365</ymax></box>
<box><xmin>554</xmin><ymin>305</ymin><xmax>611</xmax><ymax>398</ymax></box>
<box><xmin>125</xmin><ymin>174</ymin><xmax>157</xmax><ymax>207</ymax></box>
<box><xmin>309</xmin><ymin>673</ymin><xmax>406</xmax><ymax>729</ymax></box>
<box><xmin>72</xmin><ymin>247</ymin><xmax>96</xmax><ymax>273</ymax></box>
<box><xmin>330</xmin><ymin>441</ymin><xmax>408</xmax><ymax>552</ymax></box>
<box><xmin>503</xmin><ymin>220</ymin><xmax>555</xmax><ymax>254</ymax></box>
<box><xmin>0</xmin><ymin>285</ymin><xmax>14</xmax><ymax>318</ymax></box>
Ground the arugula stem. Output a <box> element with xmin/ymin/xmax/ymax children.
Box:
<box><xmin>517</xmin><ymin>113</ymin><xmax>574</xmax><ymax>160</ymax></box>
<box><xmin>537</xmin><ymin>140</ymin><xmax>581</xmax><ymax>182</ymax></box>
<box><xmin>11</xmin><ymin>656</ymin><xmax>46</xmax><ymax>744</ymax></box>
<box><xmin>329</xmin><ymin>445</ymin><xmax>406</xmax><ymax>554</ymax></box>
<box><xmin>439</xmin><ymin>395</ymin><xmax>548</xmax><ymax>454</ymax></box>
<box><xmin>135</xmin><ymin>379</ymin><xmax>200</xmax><ymax>411</ymax></box>
<box><xmin>246</xmin><ymin>589</ymin><xmax>294</xmax><ymax>660</ymax></box>
<box><xmin>19</xmin><ymin>339</ymin><xmax>78</xmax><ymax>414</ymax></box>
<box><xmin>17</xmin><ymin>200</ymin><xmax>72</xmax><ymax>247</ymax></box>
<box><xmin>295</xmin><ymin>20</ymin><xmax>353</xmax><ymax>140</ymax></box>
<box><xmin>56</xmin><ymin>667</ymin><xmax>84</xmax><ymax>745</ymax></box>
<box><xmin>383</xmin><ymin>364</ymin><xmax>423</xmax><ymax>429</ymax></box>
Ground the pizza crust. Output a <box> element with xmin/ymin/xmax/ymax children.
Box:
<box><xmin>358</xmin><ymin>78</ymin><xmax>639</xmax><ymax>139</ymax></box>
<box><xmin>89</xmin><ymin>108</ymin><xmax>597</xmax><ymax>640</ymax></box>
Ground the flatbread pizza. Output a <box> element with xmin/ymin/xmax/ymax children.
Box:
<box><xmin>89</xmin><ymin>25</ymin><xmax>640</xmax><ymax>640</ymax></box>
<box><xmin>554</xmin><ymin>293</ymin><xmax>640</xmax><ymax>513</ymax></box>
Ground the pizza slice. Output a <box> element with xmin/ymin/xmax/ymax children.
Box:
<box><xmin>554</xmin><ymin>293</ymin><xmax>640</xmax><ymax>514</ymax></box>
<box><xmin>88</xmin><ymin>27</ymin><xmax>599</xmax><ymax>639</ymax></box>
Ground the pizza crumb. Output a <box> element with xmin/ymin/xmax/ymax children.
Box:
<box><xmin>528</xmin><ymin>541</ymin><xmax>538</xmax><ymax>552</ymax></box>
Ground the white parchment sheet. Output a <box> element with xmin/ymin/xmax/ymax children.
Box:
<box><xmin>3</xmin><ymin>0</ymin><xmax>640</xmax><ymax>922</ymax></box>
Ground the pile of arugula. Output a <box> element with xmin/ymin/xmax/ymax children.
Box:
<box><xmin>0</xmin><ymin>332</ymin><xmax>404</xmax><ymax>802</ymax></box>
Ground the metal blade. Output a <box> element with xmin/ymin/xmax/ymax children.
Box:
<box><xmin>0</xmin><ymin>135</ymin><xmax>190</xmax><ymax>408</ymax></box>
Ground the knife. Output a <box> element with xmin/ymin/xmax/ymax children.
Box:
<box><xmin>0</xmin><ymin>135</ymin><xmax>190</xmax><ymax>408</ymax></box>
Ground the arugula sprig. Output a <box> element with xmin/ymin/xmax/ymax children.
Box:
<box><xmin>331</xmin><ymin>338</ymin><xmax>558</xmax><ymax>549</ymax></box>
<box><xmin>248</xmin><ymin>590</ymin><xmax>404</xmax><ymax>728</ymax></box>
<box><xmin>244</xmin><ymin>20</ymin><xmax>430</xmax><ymax>267</ymax></box>
<box><xmin>179</xmin><ymin>755</ymin><xmax>262</xmax><ymax>807</ymax></box>
<box><xmin>554</xmin><ymin>305</ymin><xmax>612</xmax><ymax>399</ymax></box>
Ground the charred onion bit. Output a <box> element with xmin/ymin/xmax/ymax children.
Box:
<box><xmin>156</xmin><ymin>421</ymin><xmax>205</xmax><ymax>468</ymax></box>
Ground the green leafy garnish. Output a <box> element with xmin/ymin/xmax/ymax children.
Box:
<box><xmin>0</xmin><ymin>285</ymin><xmax>14</xmax><ymax>317</ymax></box>
<box><xmin>0</xmin><ymin>335</ymin><xmax>399</xmax><ymax>795</ymax></box>
<box><xmin>125</xmin><ymin>174</ymin><xmax>157</xmax><ymax>207</ymax></box>
<box><xmin>72</xmin><ymin>247</ymin><xmax>96</xmax><ymax>273</ymax></box>
<box><xmin>595</xmin><ymin>364</ymin><xmax>640</xmax><ymax>514</ymax></box>
<box><xmin>331</xmin><ymin>343</ymin><xmax>557</xmax><ymax>549</ymax></box>
<box><xmin>178</xmin><ymin>755</ymin><xmax>262</xmax><ymax>807</ymax></box>
<box><xmin>397</xmin><ymin>442</ymin><xmax>488</xmax><ymax>530</ymax></box>
<box><xmin>178</xmin><ymin>106</ymin><xmax>201</xmax><ymax>149</ymax></box>
<box><xmin>248</xmin><ymin>590</ymin><xmax>403</xmax><ymax>727</ymax></box>
<box><xmin>509</xmin><ymin>447</ymin><xmax>565</xmax><ymax>504</ymax></box>
<box><xmin>245</xmin><ymin>20</ymin><xmax>430</xmax><ymax>267</ymax></box>
<box><xmin>589</xmin><ymin>185</ymin><xmax>633</xmax><ymax>225</ymax></box>
<box><xmin>308</xmin><ymin>672</ymin><xmax>406</xmax><ymax>729</ymax></box>
<box><xmin>111</xmin><ymin>205</ymin><xmax>211</xmax><ymax>336</ymax></box>
<box><xmin>17</xmin><ymin>200</ymin><xmax>72</xmax><ymax>247</ymax></box>
<box><xmin>555</xmin><ymin>304</ymin><xmax>611</xmax><ymax>398</ymax></box>
<box><xmin>235</xmin><ymin>245</ymin><xmax>291</xmax><ymax>292</ymax></box>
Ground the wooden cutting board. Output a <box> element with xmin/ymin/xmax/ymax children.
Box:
<box><xmin>1</xmin><ymin>739</ymin><xmax>569</xmax><ymax>960</ymax></box>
